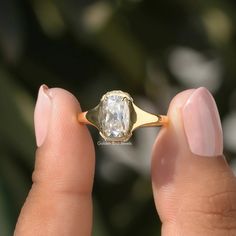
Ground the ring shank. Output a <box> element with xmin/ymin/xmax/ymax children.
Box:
<box><xmin>131</xmin><ymin>104</ymin><xmax>168</xmax><ymax>130</ymax></box>
<box><xmin>78</xmin><ymin>112</ymin><xmax>93</xmax><ymax>126</ymax></box>
<box><xmin>159</xmin><ymin>115</ymin><xmax>168</xmax><ymax>126</ymax></box>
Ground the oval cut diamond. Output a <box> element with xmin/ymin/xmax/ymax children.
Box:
<box><xmin>98</xmin><ymin>91</ymin><xmax>131</xmax><ymax>141</ymax></box>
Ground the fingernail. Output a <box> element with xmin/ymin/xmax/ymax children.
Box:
<box><xmin>34</xmin><ymin>85</ymin><xmax>52</xmax><ymax>147</ymax></box>
<box><xmin>182</xmin><ymin>87</ymin><xmax>223</xmax><ymax>157</ymax></box>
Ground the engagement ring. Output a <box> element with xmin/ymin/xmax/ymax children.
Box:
<box><xmin>78</xmin><ymin>90</ymin><xmax>168</xmax><ymax>142</ymax></box>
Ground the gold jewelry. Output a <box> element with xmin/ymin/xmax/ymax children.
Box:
<box><xmin>78</xmin><ymin>90</ymin><xmax>168</xmax><ymax>142</ymax></box>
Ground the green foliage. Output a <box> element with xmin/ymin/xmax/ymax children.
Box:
<box><xmin>0</xmin><ymin>0</ymin><xmax>236</xmax><ymax>235</ymax></box>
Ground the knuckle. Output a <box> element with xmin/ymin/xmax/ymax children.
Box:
<box><xmin>206</xmin><ymin>190</ymin><xmax>236</xmax><ymax>230</ymax></box>
<box><xmin>182</xmin><ymin>189</ymin><xmax>236</xmax><ymax>235</ymax></box>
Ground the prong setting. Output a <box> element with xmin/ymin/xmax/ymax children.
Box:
<box><xmin>81</xmin><ymin>90</ymin><xmax>168</xmax><ymax>143</ymax></box>
<box><xmin>97</xmin><ymin>90</ymin><xmax>134</xmax><ymax>142</ymax></box>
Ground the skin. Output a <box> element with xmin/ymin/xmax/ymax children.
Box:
<box><xmin>14</xmin><ymin>88</ymin><xmax>236</xmax><ymax>236</ymax></box>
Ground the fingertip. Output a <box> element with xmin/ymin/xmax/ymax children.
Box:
<box><xmin>152</xmin><ymin>89</ymin><xmax>196</xmax><ymax>159</ymax></box>
<box><xmin>167</xmin><ymin>89</ymin><xmax>195</xmax><ymax>128</ymax></box>
<box><xmin>34</xmin><ymin>86</ymin><xmax>85</xmax><ymax>147</ymax></box>
<box><xmin>34</xmin><ymin>85</ymin><xmax>95</xmax><ymax>191</ymax></box>
<box><xmin>48</xmin><ymin>87</ymin><xmax>82</xmax><ymax>110</ymax></box>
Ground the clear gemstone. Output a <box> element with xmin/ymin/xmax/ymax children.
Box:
<box><xmin>99</xmin><ymin>91</ymin><xmax>130</xmax><ymax>140</ymax></box>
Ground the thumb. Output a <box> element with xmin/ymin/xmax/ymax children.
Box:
<box><xmin>14</xmin><ymin>85</ymin><xmax>95</xmax><ymax>236</ymax></box>
<box><xmin>152</xmin><ymin>87</ymin><xmax>236</xmax><ymax>236</ymax></box>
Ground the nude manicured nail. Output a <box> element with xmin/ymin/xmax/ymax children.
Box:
<box><xmin>182</xmin><ymin>87</ymin><xmax>223</xmax><ymax>157</ymax></box>
<box><xmin>34</xmin><ymin>85</ymin><xmax>52</xmax><ymax>147</ymax></box>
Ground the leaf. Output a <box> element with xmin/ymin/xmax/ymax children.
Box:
<box><xmin>0</xmin><ymin>0</ymin><xmax>25</xmax><ymax>62</ymax></box>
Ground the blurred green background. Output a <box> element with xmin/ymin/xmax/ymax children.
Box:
<box><xmin>1</xmin><ymin>0</ymin><xmax>236</xmax><ymax>235</ymax></box>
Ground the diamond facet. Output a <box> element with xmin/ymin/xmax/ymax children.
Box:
<box><xmin>98</xmin><ymin>91</ymin><xmax>131</xmax><ymax>141</ymax></box>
